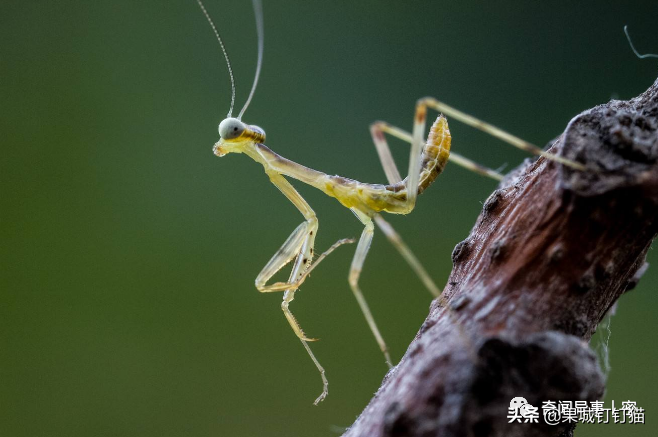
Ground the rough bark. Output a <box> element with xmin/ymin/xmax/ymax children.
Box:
<box><xmin>342</xmin><ymin>77</ymin><xmax>658</xmax><ymax>437</ymax></box>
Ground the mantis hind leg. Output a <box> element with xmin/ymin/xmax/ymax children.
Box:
<box><xmin>368</xmin><ymin>97</ymin><xmax>587</xmax><ymax>189</ymax></box>
<box><xmin>370</xmin><ymin>121</ymin><xmax>504</xmax><ymax>181</ymax></box>
<box><xmin>417</xmin><ymin>97</ymin><xmax>586</xmax><ymax>171</ymax></box>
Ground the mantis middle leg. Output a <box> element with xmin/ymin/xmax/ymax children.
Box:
<box><xmin>349</xmin><ymin>208</ymin><xmax>394</xmax><ymax>368</ymax></box>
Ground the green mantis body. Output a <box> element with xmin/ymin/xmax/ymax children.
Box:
<box><xmin>197</xmin><ymin>0</ymin><xmax>586</xmax><ymax>404</ymax></box>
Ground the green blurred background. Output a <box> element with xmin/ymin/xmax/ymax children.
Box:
<box><xmin>1</xmin><ymin>1</ymin><xmax>656</xmax><ymax>436</ymax></box>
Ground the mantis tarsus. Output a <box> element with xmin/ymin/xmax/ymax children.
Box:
<box><xmin>196</xmin><ymin>0</ymin><xmax>587</xmax><ymax>404</ymax></box>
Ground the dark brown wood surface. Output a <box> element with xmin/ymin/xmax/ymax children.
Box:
<box><xmin>342</xmin><ymin>78</ymin><xmax>658</xmax><ymax>437</ymax></box>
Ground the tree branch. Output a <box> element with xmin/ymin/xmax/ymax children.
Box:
<box><xmin>342</xmin><ymin>77</ymin><xmax>658</xmax><ymax>437</ymax></box>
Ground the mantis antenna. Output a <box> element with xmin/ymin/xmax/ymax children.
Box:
<box><xmin>238</xmin><ymin>0</ymin><xmax>264</xmax><ymax>120</ymax></box>
<box><xmin>624</xmin><ymin>25</ymin><xmax>658</xmax><ymax>60</ymax></box>
<box><xmin>196</xmin><ymin>0</ymin><xmax>236</xmax><ymax>118</ymax></box>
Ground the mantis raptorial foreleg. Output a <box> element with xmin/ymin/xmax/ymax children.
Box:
<box><xmin>254</xmin><ymin>172</ymin><xmax>318</xmax><ymax>296</ymax></box>
<box><xmin>255</xmin><ymin>171</ymin><xmax>354</xmax><ymax>293</ymax></box>
<box><xmin>256</xmin><ymin>172</ymin><xmax>351</xmax><ymax>335</ymax></box>
<box><xmin>255</xmin><ymin>221</ymin><xmax>309</xmax><ymax>291</ymax></box>
<box><xmin>349</xmin><ymin>208</ymin><xmax>393</xmax><ymax>368</ymax></box>
<box><xmin>253</xmin><ymin>171</ymin><xmax>353</xmax><ymax>404</ymax></box>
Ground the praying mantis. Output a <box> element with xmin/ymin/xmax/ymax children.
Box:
<box><xmin>196</xmin><ymin>0</ymin><xmax>586</xmax><ymax>404</ymax></box>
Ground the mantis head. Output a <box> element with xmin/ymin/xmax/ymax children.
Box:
<box><xmin>196</xmin><ymin>0</ymin><xmax>264</xmax><ymax>156</ymax></box>
<box><xmin>214</xmin><ymin>117</ymin><xmax>266</xmax><ymax>157</ymax></box>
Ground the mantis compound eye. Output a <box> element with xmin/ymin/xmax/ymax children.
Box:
<box><xmin>219</xmin><ymin>118</ymin><xmax>246</xmax><ymax>140</ymax></box>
